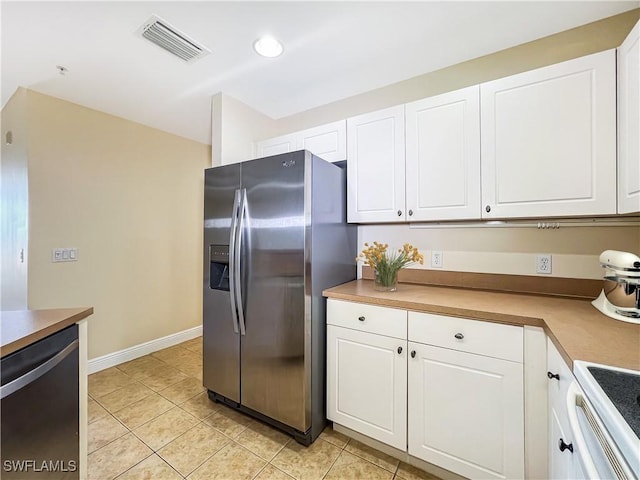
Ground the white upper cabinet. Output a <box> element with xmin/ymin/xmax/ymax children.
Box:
<box><xmin>618</xmin><ymin>20</ymin><xmax>640</xmax><ymax>214</ymax></box>
<box><xmin>297</xmin><ymin>120</ymin><xmax>346</xmax><ymax>163</ymax></box>
<box><xmin>480</xmin><ymin>49</ymin><xmax>617</xmax><ymax>218</ymax></box>
<box><xmin>255</xmin><ymin>133</ymin><xmax>297</xmax><ymax>158</ymax></box>
<box><xmin>405</xmin><ymin>86</ymin><xmax>481</xmax><ymax>221</ymax></box>
<box><xmin>255</xmin><ymin>120</ymin><xmax>346</xmax><ymax>163</ymax></box>
<box><xmin>347</xmin><ymin>105</ymin><xmax>406</xmax><ymax>223</ymax></box>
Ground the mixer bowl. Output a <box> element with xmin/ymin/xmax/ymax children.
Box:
<box><xmin>603</xmin><ymin>277</ymin><xmax>640</xmax><ymax>313</ymax></box>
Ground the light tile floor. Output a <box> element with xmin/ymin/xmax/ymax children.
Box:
<box><xmin>88</xmin><ymin>337</ymin><xmax>440</xmax><ymax>480</ymax></box>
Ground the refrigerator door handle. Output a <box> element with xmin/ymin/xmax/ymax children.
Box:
<box><xmin>228</xmin><ymin>188</ymin><xmax>241</xmax><ymax>334</ymax></box>
<box><xmin>235</xmin><ymin>188</ymin><xmax>247</xmax><ymax>336</ymax></box>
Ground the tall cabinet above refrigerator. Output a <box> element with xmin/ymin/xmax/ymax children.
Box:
<box><xmin>203</xmin><ymin>150</ymin><xmax>356</xmax><ymax>445</ymax></box>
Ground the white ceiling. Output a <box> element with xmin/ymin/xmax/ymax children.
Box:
<box><xmin>2</xmin><ymin>1</ymin><xmax>638</xmax><ymax>145</ymax></box>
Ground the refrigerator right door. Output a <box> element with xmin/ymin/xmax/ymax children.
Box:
<box><xmin>240</xmin><ymin>152</ymin><xmax>309</xmax><ymax>433</ymax></box>
<box><xmin>203</xmin><ymin>163</ymin><xmax>241</xmax><ymax>403</ymax></box>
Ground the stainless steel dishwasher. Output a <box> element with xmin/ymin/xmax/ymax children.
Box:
<box><xmin>1</xmin><ymin>324</ymin><xmax>79</xmax><ymax>479</ymax></box>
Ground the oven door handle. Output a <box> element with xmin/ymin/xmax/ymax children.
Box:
<box><xmin>0</xmin><ymin>340</ymin><xmax>78</xmax><ymax>399</ymax></box>
<box><xmin>566</xmin><ymin>381</ymin><xmax>633</xmax><ymax>480</ymax></box>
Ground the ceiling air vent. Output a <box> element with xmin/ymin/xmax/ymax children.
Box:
<box><xmin>138</xmin><ymin>15</ymin><xmax>210</xmax><ymax>62</ymax></box>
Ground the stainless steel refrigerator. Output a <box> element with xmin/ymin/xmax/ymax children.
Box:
<box><xmin>203</xmin><ymin>150</ymin><xmax>356</xmax><ymax>445</ymax></box>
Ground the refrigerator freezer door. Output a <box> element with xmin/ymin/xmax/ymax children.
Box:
<box><xmin>203</xmin><ymin>164</ymin><xmax>241</xmax><ymax>403</ymax></box>
<box><xmin>240</xmin><ymin>152</ymin><xmax>309</xmax><ymax>432</ymax></box>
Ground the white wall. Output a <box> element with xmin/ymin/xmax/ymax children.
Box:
<box><xmin>212</xmin><ymin>92</ymin><xmax>278</xmax><ymax>166</ymax></box>
<box><xmin>1</xmin><ymin>88</ymin><xmax>28</xmax><ymax>310</ymax></box>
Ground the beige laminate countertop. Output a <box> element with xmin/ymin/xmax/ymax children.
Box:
<box><xmin>323</xmin><ymin>280</ymin><xmax>640</xmax><ymax>371</ymax></box>
<box><xmin>0</xmin><ymin>307</ymin><xmax>94</xmax><ymax>357</ymax></box>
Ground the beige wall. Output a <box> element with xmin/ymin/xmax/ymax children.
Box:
<box><xmin>23</xmin><ymin>91</ymin><xmax>210</xmax><ymax>359</ymax></box>
<box><xmin>357</xmin><ymin>224</ymin><xmax>640</xmax><ymax>280</ymax></box>
<box><xmin>1</xmin><ymin>88</ymin><xmax>29</xmax><ymax>310</ymax></box>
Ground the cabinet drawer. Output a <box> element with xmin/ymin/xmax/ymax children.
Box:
<box><xmin>408</xmin><ymin>312</ymin><xmax>522</xmax><ymax>362</ymax></box>
<box><xmin>327</xmin><ymin>299</ymin><xmax>407</xmax><ymax>339</ymax></box>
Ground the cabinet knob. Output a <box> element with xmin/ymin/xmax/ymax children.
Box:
<box><xmin>408</xmin><ymin>210</ymin><xmax>413</xmax><ymax>216</ymax></box>
<box><xmin>558</xmin><ymin>438</ymin><xmax>573</xmax><ymax>453</ymax></box>
<box><xmin>547</xmin><ymin>371</ymin><xmax>560</xmax><ymax>381</ymax></box>
<box><xmin>485</xmin><ymin>205</ymin><xmax>491</xmax><ymax>213</ymax></box>
<box><xmin>397</xmin><ymin>346</ymin><xmax>403</xmax><ymax>354</ymax></box>
<box><xmin>454</xmin><ymin>333</ymin><xmax>464</xmax><ymax>340</ymax></box>
<box><xmin>397</xmin><ymin>210</ymin><xmax>402</xmax><ymax>217</ymax></box>
<box><xmin>358</xmin><ymin>316</ymin><xmax>365</xmax><ymax>322</ymax></box>
<box><xmin>410</xmin><ymin>350</ymin><xmax>416</xmax><ymax>358</ymax></box>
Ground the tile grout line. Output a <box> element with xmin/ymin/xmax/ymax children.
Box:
<box><xmin>89</xmin><ymin>340</ymin><xmax>432</xmax><ymax>480</ymax></box>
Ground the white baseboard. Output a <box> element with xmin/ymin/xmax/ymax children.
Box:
<box><xmin>88</xmin><ymin>325</ymin><xmax>203</xmax><ymax>374</ymax></box>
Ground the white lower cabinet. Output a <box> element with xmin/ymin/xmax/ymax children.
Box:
<box><xmin>326</xmin><ymin>325</ymin><xmax>407</xmax><ymax>450</ymax></box>
<box><xmin>546</xmin><ymin>338</ymin><xmax>577</xmax><ymax>479</ymax></box>
<box><xmin>407</xmin><ymin>343</ymin><xmax>524</xmax><ymax>480</ymax></box>
<box><xmin>326</xmin><ymin>299</ymin><xmax>526</xmax><ymax>479</ymax></box>
<box><xmin>408</xmin><ymin>312</ymin><xmax>524</xmax><ymax>480</ymax></box>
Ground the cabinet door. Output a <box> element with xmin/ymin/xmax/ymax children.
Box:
<box><xmin>296</xmin><ymin>120</ymin><xmax>346</xmax><ymax>163</ymax></box>
<box><xmin>480</xmin><ymin>49</ymin><xmax>616</xmax><ymax>218</ymax></box>
<box><xmin>549</xmin><ymin>406</ymin><xmax>575</xmax><ymax>480</ymax></box>
<box><xmin>408</xmin><ymin>343</ymin><xmax>524</xmax><ymax>480</ymax></box>
<box><xmin>347</xmin><ymin>106</ymin><xmax>406</xmax><ymax>223</ymax></box>
<box><xmin>327</xmin><ymin>325</ymin><xmax>407</xmax><ymax>450</ymax></box>
<box><xmin>547</xmin><ymin>339</ymin><xmax>576</xmax><ymax>480</ymax></box>
<box><xmin>255</xmin><ymin>133</ymin><xmax>297</xmax><ymax>158</ymax></box>
<box><xmin>618</xmin><ymin>20</ymin><xmax>640</xmax><ymax>214</ymax></box>
<box><xmin>405</xmin><ymin>86</ymin><xmax>481</xmax><ymax>221</ymax></box>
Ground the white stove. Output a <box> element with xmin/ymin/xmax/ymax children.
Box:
<box><xmin>573</xmin><ymin>361</ymin><xmax>640</xmax><ymax>479</ymax></box>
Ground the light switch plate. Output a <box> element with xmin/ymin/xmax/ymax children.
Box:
<box><xmin>52</xmin><ymin>248</ymin><xmax>78</xmax><ymax>262</ymax></box>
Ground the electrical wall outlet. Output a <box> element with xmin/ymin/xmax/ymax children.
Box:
<box><xmin>431</xmin><ymin>251</ymin><xmax>443</xmax><ymax>268</ymax></box>
<box><xmin>536</xmin><ymin>254</ymin><xmax>552</xmax><ymax>274</ymax></box>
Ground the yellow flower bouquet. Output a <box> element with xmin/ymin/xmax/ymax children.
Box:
<box><xmin>357</xmin><ymin>241</ymin><xmax>424</xmax><ymax>291</ymax></box>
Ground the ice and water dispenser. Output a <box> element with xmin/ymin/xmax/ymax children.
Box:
<box><xmin>209</xmin><ymin>244</ymin><xmax>230</xmax><ymax>291</ymax></box>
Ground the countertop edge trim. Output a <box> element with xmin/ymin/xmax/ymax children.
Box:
<box><xmin>0</xmin><ymin>307</ymin><xmax>94</xmax><ymax>357</ymax></box>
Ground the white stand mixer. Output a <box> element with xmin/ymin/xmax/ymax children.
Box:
<box><xmin>591</xmin><ymin>250</ymin><xmax>640</xmax><ymax>324</ymax></box>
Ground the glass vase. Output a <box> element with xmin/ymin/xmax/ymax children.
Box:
<box><xmin>374</xmin><ymin>270</ymin><xmax>398</xmax><ymax>292</ymax></box>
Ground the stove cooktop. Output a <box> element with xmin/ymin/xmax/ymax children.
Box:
<box><xmin>574</xmin><ymin>361</ymin><xmax>640</xmax><ymax>479</ymax></box>
<box><xmin>587</xmin><ymin>366</ymin><xmax>640</xmax><ymax>438</ymax></box>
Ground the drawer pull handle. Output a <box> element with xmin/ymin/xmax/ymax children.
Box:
<box><xmin>397</xmin><ymin>210</ymin><xmax>402</xmax><ymax>217</ymax></box>
<box><xmin>410</xmin><ymin>350</ymin><xmax>416</xmax><ymax>358</ymax></box>
<box><xmin>397</xmin><ymin>346</ymin><xmax>403</xmax><ymax>354</ymax></box>
<box><xmin>454</xmin><ymin>333</ymin><xmax>464</xmax><ymax>340</ymax></box>
<box><xmin>558</xmin><ymin>438</ymin><xmax>573</xmax><ymax>453</ymax></box>
<box><xmin>547</xmin><ymin>371</ymin><xmax>560</xmax><ymax>381</ymax></box>
<box><xmin>358</xmin><ymin>316</ymin><xmax>365</xmax><ymax>322</ymax></box>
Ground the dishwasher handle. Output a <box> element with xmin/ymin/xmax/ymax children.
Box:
<box><xmin>0</xmin><ymin>339</ymin><xmax>78</xmax><ymax>399</ymax></box>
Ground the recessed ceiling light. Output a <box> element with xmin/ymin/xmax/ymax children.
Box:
<box><xmin>253</xmin><ymin>36</ymin><xmax>284</xmax><ymax>58</ymax></box>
